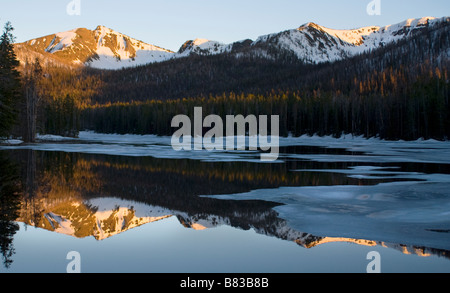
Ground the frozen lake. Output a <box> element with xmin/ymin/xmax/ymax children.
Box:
<box><xmin>0</xmin><ymin>132</ymin><xmax>449</xmax><ymax>273</ymax></box>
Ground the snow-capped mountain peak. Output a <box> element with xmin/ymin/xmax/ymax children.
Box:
<box><xmin>88</xmin><ymin>25</ymin><xmax>175</xmax><ymax>69</ymax></box>
<box><xmin>177</xmin><ymin>38</ymin><xmax>230</xmax><ymax>56</ymax></box>
<box><xmin>250</xmin><ymin>16</ymin><xmax>448</xmax><ymax>63</ymax></box>
<box><xmin>16</xmin><ymin>16</ymin><xmax>449</xmax><ymax>69</ymax></box>
<box><xmin>17</xmin><ymin>25</ymin><xmax>175</xmax><ymax>70</ymax></box>
<box><xmin>299</xmin><ymin>22</ymin><xmax>380</xmax><ymax>46</ymax></box>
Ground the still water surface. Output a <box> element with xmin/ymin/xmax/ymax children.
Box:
<box><xmin>0</xmin><ymin>133</ymin><xmax>449</xmax><ymax>273</ymax></box>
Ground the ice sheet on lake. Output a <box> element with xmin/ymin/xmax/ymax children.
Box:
<box><xmin>202</xmin><ymin>174</ymin><xmax>450</xmax><ymax>250</ymax></box>
<box><xmin>0</xmin><ymin>131</ymin><xmax>265</xmax><ymax>162</ymax></box>
<box><xmin>278</xmin><ymin>134</ymin><xmax>450</xmax><ymax>164</ymax></box>
<box><xmin>1</xmin><ymin>131</ymin><xmax>450</xmax><ymax>164</ymax></box>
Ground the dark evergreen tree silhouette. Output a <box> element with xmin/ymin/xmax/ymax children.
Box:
<box><xmin>0</xmin><ymin>152</ymin><xmax>22</xmax><ymax>268</ymax></box>
<box><xmin>0</xmin><ymin>22</ymin><xmax>21</xmax><ymax>139</ymax></box>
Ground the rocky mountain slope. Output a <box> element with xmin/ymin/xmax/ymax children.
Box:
<box><xmin>15</xmin><ymin>16</ymin><xmax>449</xmax><ymax>69</ymax></box>
<box><xmin>15</xmin><ymin>25</ymin><xmax>174</xmax><ymax>70</ymax></box>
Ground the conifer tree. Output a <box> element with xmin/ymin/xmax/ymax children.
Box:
<box><xmin>0</xmin><ymin>22</ymin><xmax>21</xmax><ymax>139</ymax></box>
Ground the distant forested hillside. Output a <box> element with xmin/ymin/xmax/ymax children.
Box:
<box><xmin>15</xmin><ymin>19</ymin><xmax>450</xmax><ymax>140</ymax></box>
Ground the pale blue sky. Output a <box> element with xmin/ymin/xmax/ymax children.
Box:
<box><xmin>1</xmin><ymin>0</ymin><xmax>449</xmax><ymax>51</ymax></box>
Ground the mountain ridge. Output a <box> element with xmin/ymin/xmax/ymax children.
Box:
<box><xmin>15</xmin><ymin>25</ymin><xmax>175</xmax><ymax>70</ymax></box>
<box><xmin>14</xmin><ymin>16</ymin><xmax>449</xmax><ymax>70</ymax></box>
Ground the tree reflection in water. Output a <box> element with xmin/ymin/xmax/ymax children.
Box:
<box><xmin>0</xmin><ymin>152</ymin><xmax>22</xmax><ymax>268</ymax></box>
<box><xmin>1</xmin><ymin>149</ymin><xmax>449</xmax><ymax>269</ymax></box>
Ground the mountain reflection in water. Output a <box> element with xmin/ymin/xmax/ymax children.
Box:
<box><xmin>0</xmin><ymin>149</ymin><xmax>449</xmax><ymax>270</ymax></box>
